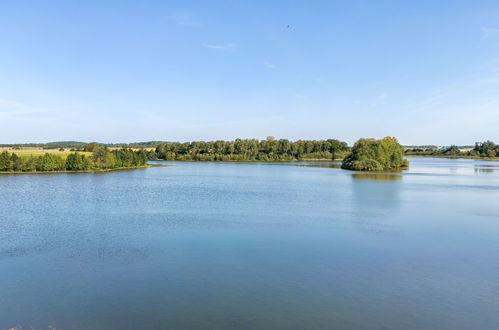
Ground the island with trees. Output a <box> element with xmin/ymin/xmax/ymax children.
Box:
<box><xmin>341</xmin><ymin>137</ymin><xmax>409</xmax><ymax>171</ymax></box>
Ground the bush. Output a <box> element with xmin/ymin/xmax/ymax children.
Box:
<box><xmin>350</xmin><ymin>159</ymin><xmax>383</xmax><ymax>171</ymax></box>
<box><xmin>342</xmin><ymin>137</ymin><xmax>408</xmax><ymax>171</ymax></box>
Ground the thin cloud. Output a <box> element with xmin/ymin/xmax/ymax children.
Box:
<box><xmin>170</xmin><ymin>14</ymin><xmax>201</xmax><ymax>27</ymax></box>
<box><xmin>481</xmin><ymin>27</ymin><xmax>499</xmax><ymax>40</ymax></box>
<box><xmin>369</xmin><ymin>92</ymin><xmax>388</xmax><ymax>106</ymax></box>
<box><xmin>0</xmin><ymin>98</ymin><xmax>52</xmax><ymax>117</ymax></box>
<box><xmin>203</xmin><ymin>43</ymin><xmax>237</xmax><ymax>51</ymax></box>
<box><xmin>264</xmin><ymin>61</ymin><xmax>276</xmax><ymax>69</ymax></box>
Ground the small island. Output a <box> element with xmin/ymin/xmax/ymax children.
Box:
<box><xmin>341</xmin><ymin>137</ymin><xmax>409</xmax><ymax>171</ymax></box>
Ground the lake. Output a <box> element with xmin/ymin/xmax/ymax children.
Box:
<box><xmin>1</xmin><ymin>157</ymin><xmax>499</xmax><ymax>329</ymax></box>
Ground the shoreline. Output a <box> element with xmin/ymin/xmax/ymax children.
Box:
<box><xmin>2</xmin><ymin>155</ymin><xmax>497</xmax><ymax>174</ymax></box>
<box><xmin>154</xmin><ymin>155</ymin><xmax>499</xmax><ymax>162</ymax></box>
<box><xmin>405</xmin><ymin>155</ymin><xmax>499</xmax><ymax>160</ymax></box>
<box><xmin>152</xmin><ymin>158</ymin><xmax>344</xmax><ymax>162</ymax></box>
<box><xmin>0</xmin><ymin>164</ymin><xmax>173</xmax><ymax>175</ymax></box>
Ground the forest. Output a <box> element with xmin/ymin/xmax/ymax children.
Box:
<box><xmin>0</xmin><ymin>146</ymin><xmax>148</xmax><ymax>172</ymax></box>
<box><xmin>154</xmin><ymin>138</ymin><xmax>349</xmax><ymax>161</ymax></box>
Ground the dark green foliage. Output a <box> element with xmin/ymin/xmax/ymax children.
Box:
<box><xmin>155</xmin><ymin>138</ymin><xmax>349</xmax><ymax>161</ymax></box>
<box><xmin>474</xmin><ymin>141</ymin><xmax>498</xmax><ymax>157</ymax></box>
<box><xmin>105</xmin><ymin>141</ymin><xmax>165</xmax><ymax>149</ymax></box>
<box><xmin>41</xmin><ymin>154</ymin><xmax>65</xmax><ymax>170</ymax></box>
<box><xmin>11</xmin><ymin>153</ymin><xmax>24</xmax><ymax>171</ymax></box>
<box><xmin>347</xmin><ymin>159</ymin><xmax>383</xmax><ymax>171</ymax></box>
<box><xmin>0</xmin><ymin>151</ymin><xmax>13</xmax><ymax>171</ymax></box>
<box><xmin>35</xmin><ymin>153</ymin><xmax>66</xmax><ymax>171</ymax></box>
<box><xmin>443</xmin><ymin>145</ymin><xmax>461</xmax><ymax>156</ymax></box>
<box><xmin>83</xmin><ymin>142</ymin><xmax>100</xmax><ymax>152</ymax></box>
<box><xmin>341</xmin><ymin>137</ymin><xmax>408</xmax><ymax>171</ymax></box>
<box><xmin>404</xmin><ymin>147</ymin><xmax>442</xmax><ymax>155</ymax></box>
<box><xmin>91</xmin><ymin>146</ymin><xmax>148</xmax><ymax>169</ymax></box>
<box><xmin>66</xmin><ymin>153</ymin><xmax>93</xmax><ymax>170</ymax></box>
<box><xmin>44</xmin><ymin>141</ymin><xmax>87</xmax><ymax>149</ymax></box>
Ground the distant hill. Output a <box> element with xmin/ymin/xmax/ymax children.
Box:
<box><xmin>0</xmin><ymin>141</ymin><xmax>87</xmax><ymax>149</ymax></box>
<box><xmin>44</xmin><ymin>141</ymin><xmax>88</xmax><ymax>149</ymax></box>
<box><xmin>0</xmin><ymin>141</ymin><xmax>165</xmax><ymax>149</ymax></box>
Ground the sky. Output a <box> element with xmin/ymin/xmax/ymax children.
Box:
<box><xmin>1</xmin><ymin>0</ymin><xmax>499</xmax><ymax>145</ymax></box>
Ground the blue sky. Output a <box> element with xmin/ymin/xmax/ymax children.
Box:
<box><xmin>1</xmin><ymin>0</ymin><xmax>498</xmax><ymax>144</ymax></box>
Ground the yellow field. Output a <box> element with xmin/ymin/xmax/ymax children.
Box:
<box><xmin>108</xmin><ymin>147</ymin><xmax>155</xmax><ymax>152</ymax></box>
<box><xmin>0</xmin><ymin>148</ymin><xmax>93</xmax><ymax>159</ymax></box>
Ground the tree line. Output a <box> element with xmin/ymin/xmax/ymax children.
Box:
<box><xmin>0</xmin><ymin>147</ymin><xmax>148</xmax><ymax>172</ymax></box>
<box><xmin>405</xmin><ymin>140</ymin><xmax>499</xmax><ymax>158</ymax></box>
<box><xmin>3</xmin><ymin>139</ymin><xmax>498</xmax><ymax>159</ymax></box>
<box><xmin>154</xmin><ymin>138</ymin><xmax>349</xmax><ymax>161</ymax></box>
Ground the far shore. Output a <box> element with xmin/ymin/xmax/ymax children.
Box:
<box><xmin>405</xmin><ymin>155</ymin><xmax>499</xmax><ymax>160</ymax></box>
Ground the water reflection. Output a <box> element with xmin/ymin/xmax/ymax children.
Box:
<box><xmin>352</xmin><ymin>173</ymin><xmax>402</xmax><ymax>180</ymax></box>
<box><xmin>474</xmin><ymin>164</ymin><xmax>498</xmax><ymax>174</ymax></box>
<box><xmin>295</xmin><ymin>163</ymin><xmax>342</xmax><ymax>169</ymax></box>
<box><xmin>350</xmin><ymin>172</ymin><xmax>402</xmax><ymax>236</ymax></box>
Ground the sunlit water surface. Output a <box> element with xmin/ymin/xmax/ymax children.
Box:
<box><xmin>1</xmin><ymin>158</ymin><xmax>499</xmax><ymax>329</ymax></box>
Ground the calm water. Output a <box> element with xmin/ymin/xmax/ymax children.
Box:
<box><xmin>1</xmin><ymin>158</ymin><xmax>499</xmax><ymax>329</ymax></box>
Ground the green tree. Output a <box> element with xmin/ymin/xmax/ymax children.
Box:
<box><xmin>444</xmin><ymin>145</ymin><xmax>461</xmax><ymax>156</ymax></box>
<box><xmin>0</xmin><ymin>151</ymin><xmax>13</xmax><ymax>171</ymax></box>
<box><xmin>36</xmin><ymin>153</ymin><xmax>66</xmax><ymax>171</ymax></box>
<box><xmin>83</xmin><ymin>142</ymin><xmax>100</xmax><ymax>152</ymax></box>
<box><xmin>474</xmin><ymin>141</ymin><xmax>497</xmax><ymax>157</ymax></box>
<box><xmin>341</xmin><ymin>137</ymin><xmax>408</xmax><ymax>171</ymax></box>
<box><xmin>11</xmin><ymin>153</ymin><xmax>25</xmax><ymax>171</ymax></box>
<box><xmin>66</xmin><ymin>153</ymin><xmax>91</xmax><ymax>170</ymax></box>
